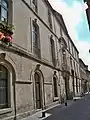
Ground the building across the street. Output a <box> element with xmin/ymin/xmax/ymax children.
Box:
<box><xmin>0</xmin><ymin>0</ymin><xmax>88</xmax><ymax>120</ymax></box>
<box><xmin>79</xmin><ymin>59</ymin><xmax>90</xmax><ymax>94</ymax></box>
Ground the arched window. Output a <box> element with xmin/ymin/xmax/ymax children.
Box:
<box><xmin>0</xmin><ymin>65</ymin><xmax>9</xmax><ymax>109</ymax></box>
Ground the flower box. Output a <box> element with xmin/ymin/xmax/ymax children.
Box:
<box><xmin>0</xmin><ymin>21</ymin><xmax>15</xmax><ymax>46</ymax></box>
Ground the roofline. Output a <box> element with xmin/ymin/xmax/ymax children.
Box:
<box><xmin>53</xmin><ymin>10</ymin><xmax>79</xmax><ymax>54</ymax></box>
<box><xmin>79</xmin><ymin>58</ymin><xmax>88</xmax><ymax>68</ymax></box>
<box><xmin>43</xmin><ymin>0</ymin><xmax>79</xmax><ymax>54</ymax></box>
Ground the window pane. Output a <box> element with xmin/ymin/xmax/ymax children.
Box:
<box><xmin>32</xmin><ymin>0</ymin><xmax>37</xmax><ymax>6</ymax></box>
<box><xmin>0</xmin><ymin>79</ymin><xmax>7</xmax><ymax>87</ymax></box>
<box><xmin>0</xmin><ymin>87</ymin><xmax>7</xmax><ymax>105</ymax></box>
<box><xmin>53</xmin><ymin>77</ymin><xmax>58</xmax><ymax>97</ymax></box>
<box><xmin>32</xmin><ymin>31</ymin><xmax>37</xmax><ymax>46</ymax></box>
<box><xmin>1</xmin><ymin>7</ymin><xmax>7</xmax><ymax>18</ymax></box>
<box><xmin>2</xmin><ymin>0</ymin><xmax>7</xmax><ymax>8</ymax></box>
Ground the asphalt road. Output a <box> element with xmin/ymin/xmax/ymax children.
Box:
<box><xmin>45</xmin><ymin>95</ymin><xmax>90</xmax><ymax>120</ymax></box>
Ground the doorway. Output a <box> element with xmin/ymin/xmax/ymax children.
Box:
<box><xmin>71</xmin><ymin>70</ymin><xmax>75</xmax><ymax>97</ymax></box>
<box><xmin>34</xmin><ymin>72</ymin><xmax>42</xmax><ymax>109</ymax></box>
<box><xmin>53</xmin><ymin>76</ymin><xmax>58</xmax><ymax>97</ymax></box>
<box><xmin>65</xmin><ymin>77</ymin><xmax>70</xmax><ymax>100</ymax></box>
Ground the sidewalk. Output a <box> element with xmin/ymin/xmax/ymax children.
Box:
<box><xmin>22</xmin><ymin>99</ymin><xmax>77</xmax><ymax>120</ymax></box>
<box><xmin>22</xmin><ymin>111</ymin><xmax>51</xmax><ymax>120</ymax></box>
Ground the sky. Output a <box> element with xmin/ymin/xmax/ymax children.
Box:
<box><xmin>48</xmin><ymin>0</ymin><xmax>90</xmax><ymax>69</ymax></box>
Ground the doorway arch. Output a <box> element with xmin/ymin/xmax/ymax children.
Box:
<box><xmin>33</xmin><ymin>65</ymin><xmax>45</xmax><ymax>109</ymax></box>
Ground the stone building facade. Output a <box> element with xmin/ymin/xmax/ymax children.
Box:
<box><xmin>54</xmin><ymin>11</ymin><xmax>81</xmax><ymax>99</ymax></box>
<box><xmin>86</xmin><ymin>70</ymin><xmax>90</xmax><ymax>92</ymax></box>
<box><xmin>0</xmin><ymin>0</ymin><xmax>82</xmax><ymax>120</ymax></box>
<box><xmin>79</xmin><ymin>59</ymin><xmax>89</xmax><ymax>94</ymax></box>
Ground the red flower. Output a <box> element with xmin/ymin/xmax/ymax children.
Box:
<box><xmin>5</xmin><ymin>35</ymin><xmax>12</xmax><ymax>42</ymax></box>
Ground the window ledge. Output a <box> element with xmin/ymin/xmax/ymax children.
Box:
<box><xmin>0</xmin><ymin>108</ymin><xmax>12</xmax><ymax>115</ymax></box>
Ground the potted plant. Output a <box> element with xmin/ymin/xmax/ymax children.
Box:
<box><xmin>0</xmin><ymin>21</ymin><xmax>15</xmax><ymax>46</ymax></box>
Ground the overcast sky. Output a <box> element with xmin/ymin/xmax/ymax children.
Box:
<box><xmin>48</xmin><ymin>0</ymin><xmax>90</xmax><ymax>69</ymax></box>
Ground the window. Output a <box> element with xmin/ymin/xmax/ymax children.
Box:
<box><xmin>70</xmin><ymin>57</ymin><xmax>72</xmax><ymax>68</ymax></box>
<box><xmin>50</xmin><ymin>36</ymin><xmax>56</xmax><ymax>66</ymax></box>
<box><xmin>76</xmin><ymin>77</ymin><xmax>78</xmax><ymax>93</ymax></box>
<box><xmin>62</xmin><ymin>48</ymin><xmax>66</xmax><ymax>64</ymax></box>
<box><xmin>0</xmin><ymin>65</ymin><xmax>9</xmax><ymax>109</ymax></box>
<box><xmin>79</xmin><ymin>80</ymin><xmax>81</xmax><ymax>91</ymax></box>
<box><xmin>0</xmin><ymin>0</ymin><xmax>12</xmax><ymax>23</ymax></box>
<box><xmin>32</xmin><ymin>20</ymin><xmax>41</xmax><ymax>58</ymax></box>
<box><xmin>0</xmin><ymin>0</ymin><xmax>8</xmax><ymax>22</ymax></box>
<box><xmin>48</xmin><ymin>9</ymin><xmax>52</xmax><ymax>29</ymax></box>
<box><xmin>53</xmin><ymin>76</ymin><xmax>58</xmax><ymax>97</ymax></box>
<box><xmin>32</xmin><ymin>0</ymin><xmax>37</xmax><ymax>13</ymax></box>
<box><xmin>74</xmin><ymin>61</ymin><xmax>75</xmax><ymax>70</ymax></box>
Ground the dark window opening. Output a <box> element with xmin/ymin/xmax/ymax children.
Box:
<box><xmin>0</xmin><ymin>65</ymin><xmax>9</xmax><ymax>109</ymax></box>
<box><xmin>48</xmin><ymin>9</ymin><xmax>52</xmax><ymax>29</ymax></box>
<box><xmin>50</xmin><ymin>37</ymin><xmax>56</xmax><ymax>66</ymax></box>
<box><xmin>53</xmin><ymin>77</ymin><xmax>58</xmax><ymax>97</ymax></box>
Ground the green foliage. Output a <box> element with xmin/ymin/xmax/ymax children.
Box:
<box><xmin>0</xmin><ymin>21</ymin><xmax>15</xmax><ymax>35</ymax></box>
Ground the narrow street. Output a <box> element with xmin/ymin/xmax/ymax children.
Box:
<box><xmin>45</xmin><ymin>95</ymin><xmax>90</xmax><ymax>120</ymax></box>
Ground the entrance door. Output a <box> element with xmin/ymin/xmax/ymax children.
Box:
<box><xmin>71</xmin><ymin>70</ymin><xmax>75</xmax><ymax>96</ymax></box>
<box><xmin>53</xmin><ymin>77</ymin><xmax>58</xmax><ymax>97</ymax></box>
<box><xmin>34</xmin><ymin>72</ymin><xmax>41</xmax><ymax>109</ymax></box>
<box><xmin>65</xmin><ymin>77</ymin><xmax>69</xmax><ymax>100</ymax></box>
